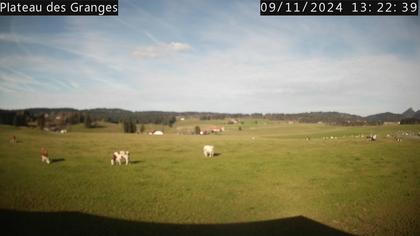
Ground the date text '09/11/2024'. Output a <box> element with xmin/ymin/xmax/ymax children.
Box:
<box><xmin>260</xmin><ymin>1</ymin><xmax>418</xmax><ymax>16</ymax></box>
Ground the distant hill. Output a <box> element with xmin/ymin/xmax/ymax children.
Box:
<box><xmin>264</xmin><ymin>112</ymin><xmax>364</xmax><ymax>125</ymax></box>
<box><xmin>414</xmin><ymin>110</ymin><xmax>420</xmax><ymax>119</ymax></box>
<box><xmin>364</xmin><ymin>107</ymin><xmax>419</xmax><ymax>123</ymax></box>
<box><xmin>364</xmin><ymin>112</ymin><xmax>406</xmax><ymax>122</ymax></box>
<box><xmin>0</xmin><ymin>107</ymin><xmax>418</xmax><ymax>127</ymax></box>
<box><xmin>402</xmin><ymin>108</ymin><xmax>416</xmax><ymax>117</ymax></box>
<box><xmin>25</xmin><ymin>108</ymin><xmax>79</xmax><ymax>115</ymax></box>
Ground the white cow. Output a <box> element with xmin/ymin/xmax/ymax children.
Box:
<box><xmin>111</xmin><ymin>151</ymin><xmax>130</xmax><ymax>165</ymax></box>
<box><xmin>203</xmin><ymin>145</ymin><xmax>214</xmax><ymax>157</ymax></box>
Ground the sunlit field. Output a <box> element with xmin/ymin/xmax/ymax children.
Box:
<box><xmin>1</xmin><ymin>121</ymin><xmax>419</xmax><ymax>235</ymax></box>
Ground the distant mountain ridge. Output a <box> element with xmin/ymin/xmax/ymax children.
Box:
<box><xmin>365</xmin><ymin>107</ymin><xmax>420</xmax><ymax>122</ymax></box>
<box><xmin>402</xmin><ymin>108</ymin><xmax>416</xmax><ymax>117</ymax></box>
<box><xmin>365</xmin><ymin>112</ymin><xmax>406</xmax><ymax>122</ymax></box>
<box><xmin>415</xmin><ymin>110</ymin><xmax>420</xmax><ymax>119</ymax></box>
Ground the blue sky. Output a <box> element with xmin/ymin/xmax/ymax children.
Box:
<box><xmin>0</xmin><ymin>0</ymin><xmax>419</xmax><ymax>116</ymax></box>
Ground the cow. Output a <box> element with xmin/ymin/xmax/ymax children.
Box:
<box><xmin>40</xmin><ymin>147</ymin><xmax>50</xmax><ymax>164</ymax></box>
<box><xmin>367</xmin><ymin>134</ymin><xmax>377</xmax><ymax>141</ymax></box>
<box><xmin>9</xmin><ymin>135</ymin><xmax>17</xmax><ymax>144</ymax></box>
<box><xmin>111</xmin><ymin>151</ymin><xmax>130</xmax><ymax>165</ymax></box>
<box><xmin>203</xmin><ymin>145</ymin><xmax>214</xmax><ymax>157</ymax></box>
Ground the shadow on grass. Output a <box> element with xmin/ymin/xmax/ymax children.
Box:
<box><xmin>0</xmin><ymin>209</ymin><xmax>354</xmax><ymax>236</ymax></box>
<box><xmin>213</xmin><ymin>153</ymin><xmax>222</xmax><ymax>157</ymax></box>
<box><xmin>50</xmin><ymin>158</ymin><xmax>65</xmax><ymax>164</ymax></box>
<box><xmin>130</xmin><ymin>160</ymin><xmax>143</xmax><ymax>164</ymax></box>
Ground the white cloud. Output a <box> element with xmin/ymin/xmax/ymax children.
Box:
<box><xmin>132</xmin><ymin>42</ymin><xmax>192</xmax><ymax>59</ymax></box>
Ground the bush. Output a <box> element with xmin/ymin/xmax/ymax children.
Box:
<box><xmin>194</xmin><ymin>126</ymin><xmax>201</xmax><ymax>135</ymax></box>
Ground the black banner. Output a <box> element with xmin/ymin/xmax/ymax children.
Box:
<box><xmin>260</xmin><ymin>0</ymin><xmax>418</xmax><ymax>16</ymax></box>
<box><xmin>0</xmin><ymin>0</ymin><xmax>119</xmax><ymax>16</ymax></box>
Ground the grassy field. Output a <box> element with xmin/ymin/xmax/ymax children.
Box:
<box><xmin>0</xmin><ymin>121</ymin><xmax>419</xmax><ymax>235</ymax></box>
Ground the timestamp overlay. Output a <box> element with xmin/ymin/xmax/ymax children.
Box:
<box><xmin>260</xmin><ymin>0</ymin><xmax>418</xmax><ymax>15</ymax></box>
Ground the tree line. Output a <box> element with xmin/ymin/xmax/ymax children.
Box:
<box><xmin>0</xmin><ymin>109</ymin><xmax>177</xmax><ymax>133</ymax></box>
<box><xmin>1</xmin><ymin>108</ymin><xmax>419</xmax><ymax>129</ymax></box>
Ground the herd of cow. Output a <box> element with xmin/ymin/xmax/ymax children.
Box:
<box><xmin>11</xmin><ymin>129</ymin><xmax>415</xmax><ymax>166</ymax></box>
<box><xmin>36</xmin><ymin>144</ymin><xmax>216</xmax><ymax>165</ymax></box>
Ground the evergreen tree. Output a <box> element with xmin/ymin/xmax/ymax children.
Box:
<box><xmin>123</xmin><ymin>118</ymin><xmax>136</xmax><ymax>133</ymax></box>
<box><xmin>37</xmin><ymin>114</ymin><xmax>46</xmax><ymax>130</ymax></box>
<box><xmin>12</xmin><ymin>116</ymin><xmax>18</xmax><ymax>127</ymax></box>
<box><xmin>12</xmin><ymin>114</ymin><xmax>27</xmax><ymax>127</ymax></box>
<box><xmin>168</xmin><ymin>116</ymin><xmax>176</xmax><ymax>127</ymax></box>
<box><xmin>140</xmin><ymin>124</ymin><xmax>146</xmax><ymax>133</ymax></box>
<box><xmin>130</xmin><ymin>120</ymin><xmax>136</xmax><ymax>133</ymax></box>
<box><xmin>84</xmin><ymin>114</ymin><xmax>92</xmax><ymax>128</ymax></box>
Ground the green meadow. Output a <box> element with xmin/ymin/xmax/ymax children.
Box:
<box><xmin>0</xmin><ymin>121</ymin><xmax>419</xmax><ymax>235</ymax></box>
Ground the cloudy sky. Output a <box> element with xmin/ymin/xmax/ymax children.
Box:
<box><xmin>0</xmin><ymin>0</ymin><xmax>419</xmax><ymax>116</ymax></box>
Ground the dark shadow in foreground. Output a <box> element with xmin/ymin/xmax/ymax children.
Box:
<box><xmin>213</xmin><ymin>153</ymin><xmax>222</xmax><ymax>157</ymax></box>
<box><xmin>50</xmin><ymin>158</ymin><xmax>65</xmax><ymax>163</ymax></box>
<box><xmin>0</xmin><ymin>209</ymin><xmax>355</xmax><ymax>236</ymax></box>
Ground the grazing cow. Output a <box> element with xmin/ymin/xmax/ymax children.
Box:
<box><xmin>211</xmin><ymin>127</ymin><xmax>224</xmax><ymax>133</ymax></box>
<box><xmin>371</xmin><ymin>134</ymin><xmax>377</xmax><ymax>141</ymax></box>
<box><xmin>9</xmin><ymin>135</ymin><xmax>17</xmax><ymax>144</ymax></box>
<box><xmin>366</xmin><ymin>134</ymin><xmax>376</xmax><ymax>141</ymax></box>
<box><xmin>40</xmin><ymin>147</ymin><xmax>50</xmax><ymax>164</ymax></box>
<box><xmin>60</xmin><ymin>129</ymin><xmax>67</xmax><ymax>134</ymax></box>
<box><xmin>111</xmin><ymin>151</ymin><xmax>130</xmax><ymax>165</ymax></box>
<box><xmin>203</xmin><ymin>145</ymin><xmax>214</xmax><ymax>157</ymax></box>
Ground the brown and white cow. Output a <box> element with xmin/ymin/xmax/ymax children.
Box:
<box><xmin>40</xmin><ymin>147</ymin><xmax>50</xmax><ymax>164</ymax></box>
<box><xmin>9</xmin><ymin>135</ymin><xmax>17</xmax><ymax>144</ymax></box>
<box><xmin>111</xmin><ymin>151</ymin><xmax>130</xmax><ymax>165</ymax></box>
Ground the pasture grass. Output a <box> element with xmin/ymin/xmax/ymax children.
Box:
<box><xmin>0</xmin><ymin>122</ymin><xmax>419</xmax><ymax>235</ymax></box>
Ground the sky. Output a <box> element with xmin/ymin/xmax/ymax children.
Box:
<box><xmin>0</xmin><ymin>0</ymin><xmax>420</xmax><ymax>116</ymax></box>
